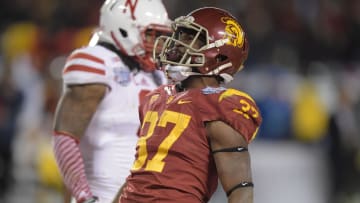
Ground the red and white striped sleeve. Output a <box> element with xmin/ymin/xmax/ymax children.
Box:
<box><xmin>53</xmin><ymin>131</ymin><xmax>94</xmax><ymax>203</ymax></box>
<box><xmin>62</xmin><ymin>46</ymin><xmax>111</xmax><ymax>86</ymax></box>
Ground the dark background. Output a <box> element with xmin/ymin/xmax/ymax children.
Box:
<box><xmin>0</xmin><ymin>0</ymin><xmax>359</xmax><ymax>202</ymax></box>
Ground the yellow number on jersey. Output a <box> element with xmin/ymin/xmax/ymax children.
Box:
<box><xmin>219</xmin><ymin>89</ymin><xmax>259</xmax><ymax>120</ymax></box>
<box><xmin>131</xmin><ymin>110</ymin><xmax>191</xmax><ymax>172</ymax></box>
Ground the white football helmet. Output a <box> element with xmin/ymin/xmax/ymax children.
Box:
<box><xmin>91</xmin><ymin>0</ymin><xmax>171</xmax><ymax>71</ymax></box>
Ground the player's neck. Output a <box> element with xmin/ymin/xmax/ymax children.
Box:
<box><xmin>181</xmin><ymin>76</ymin><xmax>220</xmax><ymax>90</ymax></box>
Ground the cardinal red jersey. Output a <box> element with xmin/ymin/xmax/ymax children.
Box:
<box><xmin>120</xmin><ymin>85</ymin><xmax>262</xmax><ymax>203</ymax></box>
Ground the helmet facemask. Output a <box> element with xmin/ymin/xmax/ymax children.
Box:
<box><xmin>137</xmin><ymin>24</ymin><xmax>172</xmax><ymax>72</ymax></box>
<box><xmin>156</xmin><ymin>16</ymin><xmax>208</xmax><ymax>68</ymax></box>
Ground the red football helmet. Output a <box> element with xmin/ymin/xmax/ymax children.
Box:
<box><xmin>154</xmin><ymin>7</ymin><xmax>249</xmax><ymax>83</ymax></box>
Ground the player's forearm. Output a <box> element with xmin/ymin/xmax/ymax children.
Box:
<box><xmin>228</xmin><ymin>187</ymin><xmax>253</xmax><ymax>203</ymax></box>
<box><xmin>221</xmin><ymin>155</ymin><xmax>254</xmax><ymax>203</ymax></box>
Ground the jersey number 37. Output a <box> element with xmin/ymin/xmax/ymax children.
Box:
<box><xmin>131</xmin><ymin>110</ymin><xmax>191</xmax><ymax>173</ymax></box>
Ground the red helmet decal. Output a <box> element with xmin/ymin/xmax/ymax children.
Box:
<box><xmin>123</xmin><ymin>0</ymin><xmax>139</xmax><ymax>20</ymax></box>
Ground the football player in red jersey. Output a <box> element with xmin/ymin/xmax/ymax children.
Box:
<box><xmin>118</xmin><ymin>7</ymin><xmax>262</xmax><ymax>203</ymax></box>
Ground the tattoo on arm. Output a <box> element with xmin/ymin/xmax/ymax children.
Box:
<box><xmin>53</xmin><ymin>84</ymin><xmax>107</xmax><ymax>139</ymax></box>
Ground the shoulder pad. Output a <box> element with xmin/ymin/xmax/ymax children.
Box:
<box><xmin>217</xmin><ymin>88</ymin><xmax>262</xmax><ymax>142</ymax></box>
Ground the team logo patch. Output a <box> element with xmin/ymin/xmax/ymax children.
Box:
<box><xmin>221</xmin><ymin>17</ymin><xmax>244</xmax><ymax>48</ymax></box>
<box><xmin>202</xmin><ymin>87</ymin><xmax>227</xmax><ymax>95</ymax></box>
<box><xmin>113</xmin><ymin>67</ymin><xmax>131</xmax><ymax>85</ymax></box>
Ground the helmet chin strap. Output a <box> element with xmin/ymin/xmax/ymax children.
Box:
<box><xmin>219</xmin><ymin>73</ymin><xmax>234</xmax><ymax>83</ymax></box>
<box><xmin>205</xmin><ymin>62</ymin><xmax>233</xmax><ymax>83</ymax></box>
<box><xmin>165</xmin><ymin>65</ymin><xmax>201</xmax><ymax>82</ymax></box>
<box><xmin>206</xmin><ymin>38</ymin><xmax>229</xmax><ymax>49</ymax></box>
<box><xmin>206</xmin><ymin>62</ymin><xmax>232</xmax><ymax>75</ymax></box>
<box><xmin>166</xmin><ymin>62</ymin><xmax>234</xmax><ymax>84</ymax></box>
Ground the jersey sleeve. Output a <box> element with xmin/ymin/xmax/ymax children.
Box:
<box><xmin>62</xmin><ymin>47</ymin><xmax>111</xmax><ymax>86</ymax></box>
<box><xmin>217</xmin><ymin>88</ymin><xmax>262</xmax><ymax>143</ymax></box>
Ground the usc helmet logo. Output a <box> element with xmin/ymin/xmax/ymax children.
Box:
<box><xmin>221</xmin><ymin>17</ymin><xmax>244</xmax><ymax>48</ymax></box>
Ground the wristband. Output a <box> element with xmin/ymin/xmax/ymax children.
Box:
<box><xmin>82</xmin><ymin>196</ymin><xmax>99</xmax><ymax>203</ymax></box>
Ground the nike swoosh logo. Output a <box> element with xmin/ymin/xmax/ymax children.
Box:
<box><xmin>177</xmin><ymin>99</ymin><xmax>192</xmax><ymax>104</ymax></box>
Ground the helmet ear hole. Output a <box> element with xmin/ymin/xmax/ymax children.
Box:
<box><xmin>119</xmin><ymin>28</ymin><xmax>128</xmax><ymax>38</ymax></box>
<box><xmin>215</xmin><ymin>54</ymin><xmax>228</xmax><ymax>62</ymax></box>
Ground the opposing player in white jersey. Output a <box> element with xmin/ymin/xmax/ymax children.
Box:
<box><xmin>52</xmin><ymin>0</ymin><xmax>171</xmax><ymax>202</ymax></box>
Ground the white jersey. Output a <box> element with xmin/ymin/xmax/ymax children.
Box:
<box><xmin>62</xmin><ymin>45</ymin><xmax>165</xmax><ymax>202</ymax></box>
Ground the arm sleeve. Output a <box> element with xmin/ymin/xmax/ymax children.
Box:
<box><xmin>53</xmin><ymin>131</ymin><xmax>93</xmax><ymax>203</ymax></box>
